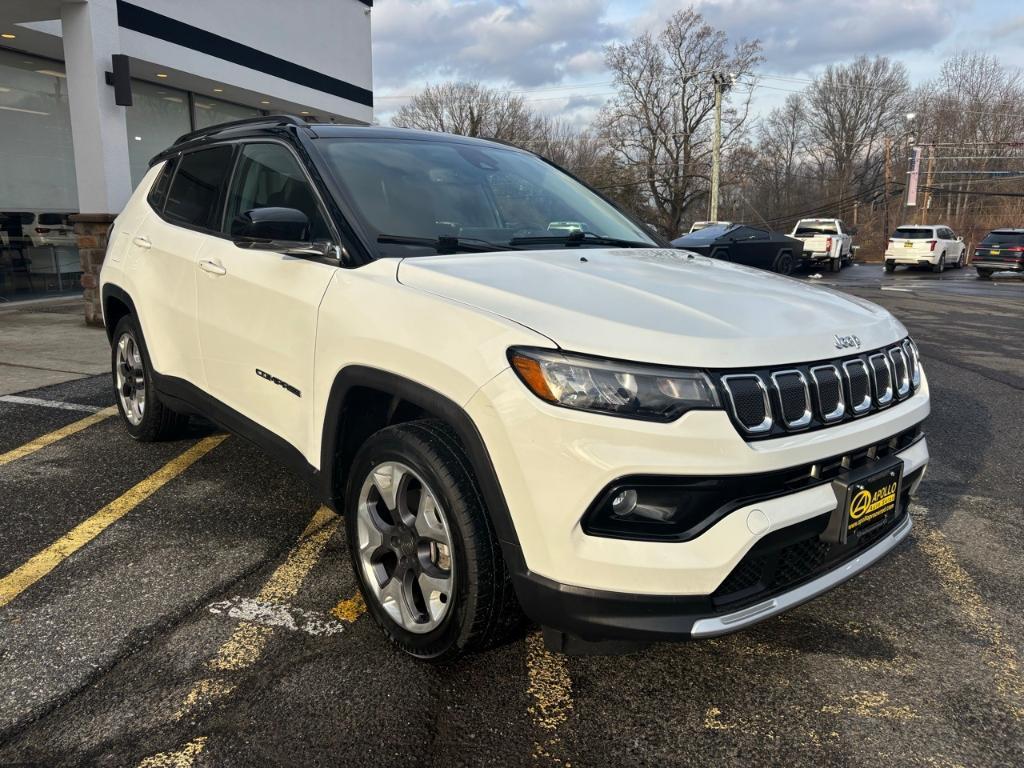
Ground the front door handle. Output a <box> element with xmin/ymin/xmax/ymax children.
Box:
<box><xmin>198</xmin><ymin>259</ymin><xmax>227</xmax><ymax>276</ymax></box>
<box><xmin>132</xmin><ymin>235</ymin><xmax>151</xmax><ymax>250</ymax></box>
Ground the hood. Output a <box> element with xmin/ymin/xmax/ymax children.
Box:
<box><xmin>397</xmin><ymin>248</ymin><xmax>906</xmax><ymax>368</ymax></box>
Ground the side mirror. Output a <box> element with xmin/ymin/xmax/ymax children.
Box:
<box><xmin>231</xmin><ymin>207</ymin><xmax>310</xmax><ymax>243</ymax></box>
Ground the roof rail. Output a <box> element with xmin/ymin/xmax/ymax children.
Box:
<box><xmin>173</xmin><ymin>114</ymin><xmax>307</xmax><ymax>146</ymax></box>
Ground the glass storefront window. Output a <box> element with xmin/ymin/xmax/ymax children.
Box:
<box><xmin>193</xmin><ymin>95</ymin><xmax>259</xmax><ymax>130</ymax></box>
<box><xmin>0</xmin><ymin>51</ymin><xmax>80</xmax><ymax>301</ymax></box>
<box><xmin>125</xmin><ymin>79</ymin><xmax>191</xmax><ymax>188</ymax></box>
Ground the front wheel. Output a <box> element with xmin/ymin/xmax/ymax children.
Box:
<box><xmin>110</xmin><ymin>316</ymin><xmax>188</xmax><ymax>441</ymax></box>
<box><xmin>345</xmin><ymin>420</ymin><xmax>523</xmax><ymax>661</ymax></box>
<box><xmin>956</xmin><ymin>251</ymin><xmax>965</xmax><ymax>269</ymax></box>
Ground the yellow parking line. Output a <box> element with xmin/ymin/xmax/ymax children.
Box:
<box><xmin>330</xmin><ymin>591</ymin><xmax>366</xmax><ymax>623</ymax></box>
<box><xmin>914</xmin><ymin>509</ymin><xmax>1024</xmax><ymax>720</ymax></box>
<box><xmin>175</xmin><ymin>506</ymin><xmax>340</xmax><ymax>710</ymax></box>
<box><xmin>525</xmin><ymin>631</ymin><xmax>574</xmax><ymax>766</ymax></box>
<box><xmin>0</xmin><ymin>405</ymin><xmax>118</xmax><ymax>467</ymax></box>
<box><xmin>137</xmin><ymin>736</ymin><xmax>207</xmax><ymax>768</ymax></box>
<box><xmin>0</xmin><ymin>434</ymin><xmax>227</xmax><ymax>609</ymax></box>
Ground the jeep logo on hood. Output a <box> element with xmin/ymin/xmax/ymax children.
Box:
<box><xmin>834</xmin><ymin>334</ymin><xmax>862</xmax><ymax>350</ymax></box>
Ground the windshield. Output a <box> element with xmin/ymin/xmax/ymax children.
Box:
<box><xmin>795</xmin><ymin>223</ymin><xmax>837</xmax><ymax>235</ymax></box>
<box><xmin>893</xmin><ymin>228</ymin><xmax>934</xmax><ymax>240</ymax></box>
<box><xmin>318</xmin><ymin>138</ymin><xmax>658</xmax><ymax>256</ymax></box>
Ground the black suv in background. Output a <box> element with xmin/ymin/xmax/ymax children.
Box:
<box><xmin>974</xmin><ymin>229</ymin><xmax>1024</xmax><ymax>278</ymax></box>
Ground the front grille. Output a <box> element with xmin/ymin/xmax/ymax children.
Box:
<box><xmin>716</xmin><ymin>340</ymin><xmax>920</xmax><ymax>440</ymax></box>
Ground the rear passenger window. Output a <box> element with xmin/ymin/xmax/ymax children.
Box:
<box><xmin>147</xmin><ymin>157</ymin><xmax>178</xmax><ymax>212</ymax></box>
<box><xmin>163</xmin><ymin>145</ymin><xmax>235</xmax><ymax>231</ymax></box>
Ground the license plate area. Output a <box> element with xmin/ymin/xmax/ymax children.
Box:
<box><xmin>823</xmin><ymin>458</ymin><xmax>903</xmax><ymax>545</ymax></box>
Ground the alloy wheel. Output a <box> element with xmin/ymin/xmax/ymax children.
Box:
<box><xmin>115</xmin><ymin>332</ymin><xmax>146</xmax><ymax>426</ymax></box>
<box><xmin>355</xmin><ymin>461</ymin><xmax>455</xmax><ymax>634</ymax></box>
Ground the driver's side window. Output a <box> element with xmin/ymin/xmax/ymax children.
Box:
<box><xmin>225</xmin><ymin>143</ymin><xmax>331</xmax><ymax>241</ymax></box>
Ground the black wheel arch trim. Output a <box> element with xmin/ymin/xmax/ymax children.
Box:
<box><xmin>320</xmin><ymin>366</ymin><xmax>522</xmax><ymax>553</ymax></box>
<box><xmin>101</xmin><ymin>283</ymin><xmax>138</xmax><ymax>343</ymax></box>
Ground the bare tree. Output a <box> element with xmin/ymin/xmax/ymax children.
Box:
<box><xmin>804</xmin><ymin>56</ymin><xmax>910</xmax><ymax>202</ymax></box>
<box><xmin>391</xmin><ymin>82</ymin><xmax>540</xmax><ymax>143</ymax></box>
<box><xmin>597</xmin><ymin>9</ymin><xmax>762</xmax><ymax>236</ymax></box>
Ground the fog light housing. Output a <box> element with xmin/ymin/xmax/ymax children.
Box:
<box><xmin>583</xmin><ymin>479</ymin><xmax>736</xmax><ymax>541</ymax></box>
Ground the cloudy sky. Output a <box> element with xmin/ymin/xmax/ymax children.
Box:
<box><xmin>371</xmin><ymin>0</ymin><xmax>1024</xmax><ymax>127</ymax></box>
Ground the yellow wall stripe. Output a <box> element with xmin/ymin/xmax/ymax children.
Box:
<box><xmin>0</xmin><ymin>434</ymin><xmax>227</xmax><ymax>609</ymax></box>
<box><xmin>0</xmin><ymin>405</ymin><xmax>118</xmax><ymax>467</ymax></box>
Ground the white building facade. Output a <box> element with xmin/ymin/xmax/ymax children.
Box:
<box><xmin>0</xmin><ymin>0</ymin><xmax>373</xmax><ymax>306</ymax></box>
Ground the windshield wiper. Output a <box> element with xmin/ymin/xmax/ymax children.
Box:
<box><xmin>377</xmin><ymin>234</ymin><xmax>520</xmax><ymax>254</ymax></box>
<box><xmin>508</xmin><ymin>231</ymin><xmax>656</xmax><ymax>249</ymax></box>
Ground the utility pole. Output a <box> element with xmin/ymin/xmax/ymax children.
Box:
<box><xmin>853</xmin><ymin>201</ymin><xmax>859</xmax><ymax>226</ymax></box>
<box><xmin>709</xmin><ymin>72</ymin><xmax>734</xmax><ymax>223</ymax></box>
<box><xmin>920</xmin><ymin>145</ymin><xmax>935</xmax><ymax>225</ymax></box>
<box><xmin>882</xmin><ymin>136</ymin><xmax>892</xmax><ymax>252</ymax></box>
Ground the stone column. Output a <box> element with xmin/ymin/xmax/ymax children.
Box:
<box><xmin>71</xmin><ymin>213</ymin><xmax>117</xmax><ymax>327</ymax></box>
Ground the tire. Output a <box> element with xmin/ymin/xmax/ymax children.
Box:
<box><xmin>829</xmin><ymin>257</ymin><xmax>841</xmax><ymax>273</ymax></box>
<box><xmin>977</xmin><ymin>269</ymin><xmax>993</xmax><ymax>280</ymax></box>
<box><xmin>771</xmin><ymin>249</ymin><xmax>794</xmax><ymax>275</ymax></box>
<box><xmin>932</xmin><ymin>254</ymin><xmax>945</xmax><ymax>273</ymax></box>
<box><xmin>884</xmin><ymin>261</ymin><xmax>896</xmax><ymax>273</ymax></box>
<box><xmin>345</xmin><ymin>419</ymin><xmax>523</xmax><ymax>662</ymax></box>
<box><xmin>956</xmin><ymin>251</ymin><xmax>965</xmax><ymax>269</ymax></box>
<box><xmin>110</xmin><ymin>315</ymin><xmax>188</xmax><ymax>441</ymax></box>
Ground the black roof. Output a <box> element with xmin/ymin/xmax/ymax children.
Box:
<box><xmin>152</xmin><ymin>115</ymin><xmax>529</xmax><ymax>166</ymax></box>
<box><xmin>990</xmin><ymin>228</ymin><xmax>1024</xmax><ymax>233</ymax></box>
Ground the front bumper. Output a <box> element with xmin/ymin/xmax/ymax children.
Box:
<box><xmin>466</xmin><ymin>366</ymin><xmax>930</xmax><ymax>641</ymax></box>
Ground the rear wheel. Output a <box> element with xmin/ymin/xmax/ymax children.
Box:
<box><xmin>345</xmin><ymin>419</ymin><xmax>523</xmax><ymax>661</ymax></box>
<box><xmin>932</xmin><ymin>253</ymin><xmax>946</xmax><ymax>273</ymax></box>
<box><xmin>884</xmin><ymin>261</ymin><xmax>896</xmax><ymax>273</ymax></box>
<box><xmin>111</xmin><ymin>315</ymin><xmax>188</xmax><ymax>441</ymax></box>
<box><xmin>829</xmin><ymin>256</ymin><xmax>841</xmax><ymax>273</ymax></box>
<box><xmin>977</xmin><ymin>268</ymin><xmax>993</xmax><ymax>280</ymax></box>
<box><xmin>772</xmin><ymin>249</ymin><xmax>794</xmax><ymax>275</ymax></box>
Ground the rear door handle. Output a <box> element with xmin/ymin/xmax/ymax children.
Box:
<box><xmin>198</xmin><ymin>259</ymin><xmax>227</xmax><ymax>276</ymax></box>
<box><xmin>132</xmin><ymin>235</ymin><xmax>151</xmax><ymax>250</ymax></box>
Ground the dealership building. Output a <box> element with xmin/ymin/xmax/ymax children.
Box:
<box><xmin>0</xmin><ymin>0</ymin><xmax>373</xmax><ymax>314</ymax></box>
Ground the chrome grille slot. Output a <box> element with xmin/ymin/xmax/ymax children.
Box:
<box><xmin>869</xmin><ymin>353</ymin><xmax>894</xmax><ymax>406</ymax></box>
<box><xmin>809</xmin><ymin>365</ymin><xmax>845</xmax><ymax>423</ymax></box>
<box><xmin>770</xmin><ymin>370</ymin><xmax>812</xmax><ymax>429</ymax></box>
<box><xmin>888</xmin><ymin>346</ymin><xmax>911</xmax><ymax>399</ymax></box>
<box><xmin>721</xmin><ymin>374</ymin><xmax>772</xmax><ymax>434</ymax></box>
<box><xmin>842</xmin><ymin>359</ymin><xmax>873</xmax><ymax>415</ymax></box>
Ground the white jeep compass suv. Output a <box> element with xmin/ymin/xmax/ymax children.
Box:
<box><xmin>100</xmin><ymin>117</ymin><xmax>930</xmax><ymax>660</ymax></box>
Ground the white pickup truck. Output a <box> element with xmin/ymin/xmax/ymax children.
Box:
<box><xmin>790</xmin><ymin>218</ymin><xmax>854</xmax><ymax>272</ymax></box>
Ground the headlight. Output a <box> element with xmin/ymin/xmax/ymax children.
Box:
<box><xmin>508</xmin><ymin>347</ymin><xmax>720</xmax><ymax>422</ymax></box>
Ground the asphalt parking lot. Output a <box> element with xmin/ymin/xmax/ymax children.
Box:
<box><xmin>1</xmin><ymin>265</ymin><xmax>1022</xmax><ymax>767</ymax></box>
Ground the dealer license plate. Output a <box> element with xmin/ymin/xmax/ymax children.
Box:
<box><xmin>844</xmin><ymin>464</ymin><xmax>902</xmax><ymax>534</ymax></box>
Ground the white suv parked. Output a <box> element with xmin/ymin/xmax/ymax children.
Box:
<box><xmin>885</xmin><ymin>225</ymin><xmax>966</xmax><ymax>273</ymax></box>
<box><xmin>100</xmin><ymin>117</ymin><xmax>931</xmax><ymax>660</ymax></box>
